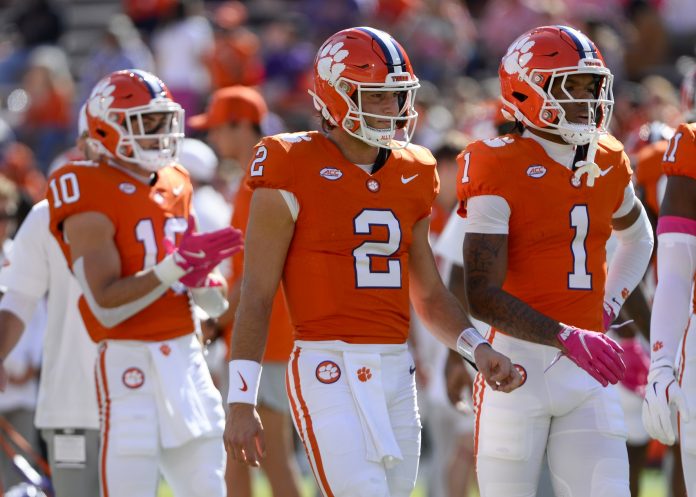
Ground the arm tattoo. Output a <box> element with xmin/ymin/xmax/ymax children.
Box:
<box><xmin>464</xmin><ymin>233</ymin><xmax>561</xmax><ymax>347</ymax></box>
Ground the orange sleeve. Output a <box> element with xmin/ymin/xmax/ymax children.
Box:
<box><xmin>663</xmin><ymin>123</ymin><xmax>696</xmax><ymax>180</ymax></box>
<box><xmin>245</xmin><ymin>136</ymin><xmax>296</xmax><ymax>192</ymax></box>
<box><xmin>456</xmin><ymin>139</ymin><xmax>508</xmax><ymax>218</ymax></box>
<box><xmin>47</xmin><ymin>163</ymin><xmax>118</xmax><ymax>263</ymax></box>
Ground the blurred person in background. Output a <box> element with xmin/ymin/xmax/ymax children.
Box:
<box><xmin>0</xmin><ymin>175</ymin><xmax>45</xmax><ymax>492</ymax></box>
<box><xmin>78</xmin><ymin>14</ymin><xmax>155</xmax><ymax>108</ymax></box>
<box><xmin>188</xmin><ymin>84</ymin><xmax>303</xmax><ymax>497</ymax></box>
<box><xmin>151</xmin><ymin>0</ymin><xmax>214</xmax><ymax>122</ymax></box>
<box><xmin>16</xmin><ymin>46</ymin><xmax>73</xmax><ymax>174</ymax></box>
<box><xmin>204</xmin><ymin>1</ymin><xmax>265</xmax><ymax>90</ymax></box>
<box><xmin>0</xmin><ymin>105</ymin><xmax>100</xmax><ymax>497</ymax></box>
<box><xmin>0</xmin><ymin>0</ymin><xmax>63</xmax><ymax>86</ymax></box>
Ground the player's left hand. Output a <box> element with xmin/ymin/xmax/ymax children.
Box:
<box><xmin>642</xmin><ymin>358</ymin><xmax>691</xmax><ymax>445</ymax></box>
<box><xmin>473</xmin><ymin>344</ymin><xmax>523</xmax><ymax>393</ymax></box>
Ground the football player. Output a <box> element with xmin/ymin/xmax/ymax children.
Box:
<box><xmin>189</xmin><ymin>86</ymin><xmax>303</xmax><ymax>497</ymax></box>
<box><xmin>224</xmin><ymin>26</ymin><xmax>522</xmax><ymax>497</ymax></box>
<box><xmin>45</xmin><ymin>69</ymin><xmax>243</xmax><ymax>497</ymax></box>
<box><xmin>643</xmin><ymin>66</ymin><xmax>696</xmax><ymax>496</ymax></box>
<box><xmin>459</xmin><ymin>26</ymin><xmax>653</xmax><ymax>496</ymax></box>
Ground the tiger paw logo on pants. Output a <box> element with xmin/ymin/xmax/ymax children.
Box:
<box><xmin>357</xmin><ymin>367</ymin><xmax>372</xmax><ymax>382</ymax></box>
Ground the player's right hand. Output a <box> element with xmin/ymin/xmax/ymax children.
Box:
<box><xmin>556</xmin><ymin>325</ymin><xmax>625</xmax><ymax>387</ymax></box>
<box><xmin>224</xmin><ymin>403</ymin><xmax>266</xmax><ymax>467</ymax></box>
<box><xmin>642</xmin><ymin>358</ymin><xmax>691</xmax><ymax>445</ymax></box>
<box><xmin>473</xmin><ymin>344</ymin><xmax>523</xmax><ymax>393</ymax></box>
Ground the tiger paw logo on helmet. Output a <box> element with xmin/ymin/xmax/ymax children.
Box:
<box><xmin>317</xmin><ymin>42</ymin><xmax>349</xmax><ymax>86</ymax></box>
<box><xmin>88</xmin><ymin>80</ymin><xmax>116</xmax><ymax>118</ymax></box>
<box><xmin>502</xmin><ymin>36</ymin><xmax>535</xmax><ymax>78</ymax></box>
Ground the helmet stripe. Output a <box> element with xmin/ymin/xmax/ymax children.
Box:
<box><xmin>356</xmin><ymin>27</ymin><xmax>406</xmax><ymax>74</ymax></box>
<box><xmin>558</xmin><ymin>26</ymin><xmax>598</xmax><ymax>60</ymax></box>
<box><xmin>130</xmin><ymin>69</ymin><xmax>165</xmax><ymax>98</ymax></box>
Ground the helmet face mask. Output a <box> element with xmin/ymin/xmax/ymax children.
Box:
<box><xmin>87</xmin><ymin>70</ymin><xmax>184</xmax><ymax>172</ymax></box>
<box><xmin>499</xmin><ymin>25</ymin><xmax>614</xmax><ymax>145</ymax></box>
<box><xmin>309</xmin><ymin>27</ymin><xmax>420</xmax><ymax>149</ymax></box>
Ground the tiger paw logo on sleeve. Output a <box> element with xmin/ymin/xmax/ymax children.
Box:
<box><xmin>317</xmin><ymin>42</ymin><xmax>349</xmax><ymax>85</ymax></box>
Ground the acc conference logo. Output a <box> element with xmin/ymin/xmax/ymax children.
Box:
<box><xmin>319</xmin><ymin>167</ymin><xmax>343</xmax><ymax>181</ymax></box>
<box><xmin>526</xmin><ymin>165</ymin><xmax>546</xmax><ymax>178</ymax></box>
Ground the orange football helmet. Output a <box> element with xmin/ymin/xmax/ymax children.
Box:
<box><xmin>499</xmin><ymin>25</ymin><xmax>614</xmax><ymax>145</ymax></box>
<box><xmin>681</xmin><ymin>65</ymin><xmax>696</xmax><ymax>122</ymax></box>
<box><xmin>308</xmin><ymin>27</ymin><xmax>420</xmax><ymax>149</ymax></box>
<box><xmin>86</xmin><ymin>69</ymin><xmax>184</xmax><ymax>172</ymax></box>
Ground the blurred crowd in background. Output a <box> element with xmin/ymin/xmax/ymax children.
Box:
<box><xmin>0</xmin><ymin>0</ymin><xmax>694</xmax><ymax>494</ymax></box>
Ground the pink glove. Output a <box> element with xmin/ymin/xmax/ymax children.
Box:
<box><xmin>618</xmin><ymin>337</ymin><xmax>649</xmax><ymax>395</ymax></box>
<box><xmin>602</xmin><ymin>304</ymin><xmax>616</xmax><ymax>332</ymax></box>
<box><xmin>556</xmin><ymin>325</ymin><xmax>626</xmax><ymax>387</ymax></box>
<box><xmin>164</xmin><ymin>217</ymin><xmax>243</xmax><ymax>285</ymax></box>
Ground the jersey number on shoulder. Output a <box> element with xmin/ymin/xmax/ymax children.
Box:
<box><xmin>568</xmin><ymin>204</ymin><xmax>592</xmax><ymax>290</ymax></box>
<box><xmin>135</xmin><ymin>217</ymin><xmax>188</xmax><ymax>269</ymax></box>
<box><xmin>353</xmin><ymin>209</ymin><xmax>402</xmax><ymax>288</ymax></box>
<box><xmin>48</xmin><ymin>172</ymin><xmax>80</xmax><ymax>207</ymax></box>
<box><xmin>249</xmin><ymin>146</ymin><xmax>267</xmax><ymax>177</ymax></box>
<box><xmin>662</xmin><ymin>132</ymin><xmax>683</xmax><ymax>163</ymax></box>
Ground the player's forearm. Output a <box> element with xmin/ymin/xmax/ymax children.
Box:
<box><xmin>229</xmin><ymin>294</ymin><xmax>274</xmax><ymax>362</ymax></box>
<box><xmin>649</xmin><ymin>233</ymin><xmax>696</xmax><ymax>363</ymax></box>
<box><xmin>412</xmin><ymin>288</ymin><xmax>474</xmax><ymax>350</ymax></box>
<box><xmin>0</xmin><ymin>310</ymin><xmax>25</xmax><ymax>361</ymax></box>
<box><xmin>467</xmin><ymin>285</ymin><xmax>561</xmax><ymax>347</ymax></box>
<box><xmin>464</xmin><ymin>232</ymin><xmax>561</xmax><ymax>346</ymax></box>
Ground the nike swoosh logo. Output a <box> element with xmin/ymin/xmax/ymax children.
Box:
<box><xmin>409</xmin><ymin>365</ymin><xmax>416</xmax><ymax>375</ymax></box>
<box><xmin>181</xmin><ymin>249</ymin><xmax>206</xmax><ymax>259</ymax></box>
<box><xmin>238</xmin><ymin>371</ymin><xmax>248</xmax><ymax>392</ymax></box>
<box><xmin>401</xmin><ymin>174</ymin><xmax>418</xmax><ymax>184</ymax></box>
<box><xmin>599</xmin><ymin>166</ymin><xmax>613</xmax><ymax>176</ymax></box>
<box><xmin>172</xmin><ymin>184</ymin><xmax>184</xmax><ymax>196</ymax></box>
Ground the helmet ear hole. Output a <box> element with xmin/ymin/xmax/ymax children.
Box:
<box><xmin>512</xmin><ymin>91</ymin><xmax>528</xmax><ymax>103</ymax></box>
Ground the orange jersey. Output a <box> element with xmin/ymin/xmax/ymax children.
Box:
<box><xmin>47</xmin><ymin>160</ymin><xmax>196</xmax><ymax>343</ymax></box>
<box><xmin>457</xmin><ymin>134</ymin><xmax>632</xmax><ymax>331</ymax></box>
<box><xmin>246</xmin><ymin>131</ymin><xmax>439</xmax><ymax>344</ymax></box>
<box><xmin>635</xmin><ymin>140</ymin><xmax>669</xmax><ymax>216</ymax></box>
<box><xmin>229</xmin><ymin>182</ymin><xmax>294</xmax><ymax>362</ymax></box>
<box><xmin>661</xmin><ymin>122</ymin><xmax>696</xmax><ymax>311</ymax></box>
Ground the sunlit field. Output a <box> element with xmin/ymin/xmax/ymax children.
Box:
<box><xmin>157</xmin><ymin>468</ymin><xmax>669</xmax><ymax>497</ymax></box>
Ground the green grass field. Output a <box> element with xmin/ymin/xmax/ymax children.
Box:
<box><xmin>156</xmin><ymin>467</ymin><xmax>670</xmax><ymax>496</ymax></box>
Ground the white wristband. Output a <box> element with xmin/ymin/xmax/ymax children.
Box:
<box><xmin>152</xmin><ymin>254</ymin><xmax>187</xmax><ymax>285</ymax></box>
<box><xmin>456</xmin><ymin>327</ymin><xmax>489</xmax><ymax>363</ymax></box>
<box><xmin>228</xmin><ymin>360</ymin><xmax>262</xmax><ymax>405</ymax></box>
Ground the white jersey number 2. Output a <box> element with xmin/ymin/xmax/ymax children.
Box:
<box><xmin>568</xmin><ymin>204</ymin><xmax>592</xmax><ymax>290</ymax></box>
<box><xmin>353</xmin><ymin>209</ymin><xmax>402</xmax><ymax>288</ymax></box>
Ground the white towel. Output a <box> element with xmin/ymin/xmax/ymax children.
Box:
<box><xmin>147</xmin><ymin>334</ymin><xmax>224</xmax><ymax>448</ymax></box>
<box><xmin>342</xmin><ymin>351</ymin><xmax>403</xmax><ymax>468</ymax></box>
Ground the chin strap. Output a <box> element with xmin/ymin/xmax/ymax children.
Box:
<box><xmin>572</xmin><ymin>134</ymin><xmax>602</xmax><ymax>187</ymax></box>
